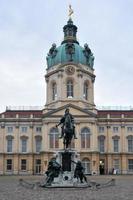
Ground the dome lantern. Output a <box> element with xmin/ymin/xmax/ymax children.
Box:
<box><xmin>61</xmin><ymin>19</ymin><xmax>79</xmax><ymax>45</ymax></box>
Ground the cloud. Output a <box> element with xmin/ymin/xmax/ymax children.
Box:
<box><xmin>0</xmin><ymin>0</ymin><xmax>133</xmax><ymax>112</ymax></box>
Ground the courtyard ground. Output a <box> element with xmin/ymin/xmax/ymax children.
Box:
<box><xmin>0</xmin><ymin>175</ymin><xmax>133</xmax><ymax>200</ymax></box>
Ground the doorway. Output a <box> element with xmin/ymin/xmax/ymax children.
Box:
<box><xmin>99</xmin><ymin>160</ymin><xmax>105</xmax><ymax>175</ymax></box>
<box><xmin>35</xmin><ymin>159</ymin><xmax>41</xmax><ymax>174</ymax></box>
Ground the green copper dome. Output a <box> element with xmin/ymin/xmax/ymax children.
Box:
<box><xmin>46</xmin><ymin>19</ymin><xmax>94</xmax><ymax>69</ymax></box>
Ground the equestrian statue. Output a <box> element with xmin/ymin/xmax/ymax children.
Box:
<box><xmin>56</xmin><ymin>108</ymin><xmax>77</xmax><ymax>149</ymax></box>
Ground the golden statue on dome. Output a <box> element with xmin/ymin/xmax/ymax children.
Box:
<box><xmin>68</xmin><ymin>4</ymin><xmax>74</xmax><ymax>19</ymax></box>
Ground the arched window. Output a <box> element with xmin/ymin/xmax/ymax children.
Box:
<box><xmin>127</xmin><ymin>135</ymin><xmax>133</xmax><ymax>152</ymax></box>
<box><xmin>98</xmin><ymin>135</ymin><xmax>105</xmax><ymax>153</ymax></box>
<box><xmin>67</xmin><ymin>80</ymin><xmax>73</xmax><ymax>97</ymax></box>
<box><xmin>82</xmin><ymin>158</ymin><xmax>91</xmax><ymax>174</ymax></box>
<box><xmin>83</xmin><ymin>82</ymin><xmax>89</xmax><ymax>100</ymax></box>
<box><xmin>6</xmin><ymin>135</ymin><xmax>14</xmax><ymax>153</ymax></box>
<box><xmin>112</xmin><ymin>136</ymin><xmax>120</xmax><ymax>152</ymax></box>
<box><xmin>81</xmin><ymin>128</ymin><xmax>91</xmax><ymax>148</ymax></box>
<box><xmin>21</xmin><ymin>136</ymin><xmax>28</xmax><ymax>153</ymax></box>
<box><xmin>52</xmin><ymin>82</ymin><xmax>57</xmax><ymax>100</ymax></box>
<box><xmin>49</xmin><ymin>128</ymin><xmax>59</xmax><ymax>149</ymax></box>
<box><xmin>35</xmin><ymin>136</ymin><xmax>42</xmax><ymax>153</ymax></box>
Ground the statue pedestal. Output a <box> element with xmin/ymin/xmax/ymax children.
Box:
<box><xmin>45</xmin><ymin>149</ymin><xmax>88</xmax><ymax>188</ymax></box>
<box><xmin>55</xmin><ymin>149</ymin><xmax>79</xmax><ymax>172</ymax></box>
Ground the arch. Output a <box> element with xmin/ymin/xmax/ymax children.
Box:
<box><xmin>98</xmin><ymin>135</ymin><xmax>105</xmax><ymax>140</ymax></box>
<box><xmin>112</xmin><ymin>135</ymin><xmax>120</xmax><ymax>139</ymax></box>
<box><xmin>35</xmin><ymin>135</ymin><xmax>42</xmax><ymax>140</ymax></box>
<box><xmin>81</xmin><ymin>127</ymin><xmax>91</xmax><ymax>134</ymax></box>
<box><xmin>6</xmin><ymin>135</ymin><xmax>14</xmax><ymax>140</ymax></box>
<box><xmin>127</xmin><ymin>135</ymin><xmax>133</xmax><ymax>139</ymax></box>
<box><xmin>20</xmin><ymin>135</ymin><xmax>28</xmax><ymax>139</ymax></box>
<box><xmin>82</xmin><ymin>157</ymin><xmax>90</xmax><ymax>162</ymax></box>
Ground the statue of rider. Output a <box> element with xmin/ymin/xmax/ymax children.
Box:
<box><xmin>56</xmin><ymin>108</ymin><xmax>77</xmax><ymax>139</ymax></box>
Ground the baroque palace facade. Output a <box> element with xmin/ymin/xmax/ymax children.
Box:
<box><xmin>0</xmin><ymin>18</ymin><xmax>133</xmax><ymax>175</ymax></box>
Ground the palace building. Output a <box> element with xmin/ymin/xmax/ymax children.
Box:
<box><xmin>0</xmin><ymin>17</ymin><xmax>133</xmax><ymax>175</ymax></box>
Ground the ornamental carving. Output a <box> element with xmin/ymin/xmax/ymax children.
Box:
<box><xmin>65</xmin><ymin>66</ymin><xmax>75</xmax><ymax>75</ymax></box>
<box><xmin>47</xmin><ymin>43</ymin><xmax>58</xmax><ymax>58</ymax></box>
<box><xmin>83</xmin><ymin>43</ymin><xmax>94</xmax><ymax>68</ymax></box>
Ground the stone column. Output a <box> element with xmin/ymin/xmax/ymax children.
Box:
<box><xmin>107</xmin><ymin>154</ymin><xmax>112</xmax><ymax>174</ymax></box>
<box><xmin>58</xmin><ymin>71</ymin><xmax>63</xmax><ymax>100</ymax></box>
<box><xmin>121</xmin><ymin>125</ymin><xmax>125</xmax><ymax>152</ymax></box>
<box><xmin>92</xmin><ymin>153</ymin><xmax>99</xmax><ymax>175</ymax></box>
<box><xmin>0</xmin><ymin>155</ymin><xmax>4</xmax><ymax>175</ymax></box>
<box><xmin>106</xmin><ymin>125</ymin><xmax>111</xmax><ymax>153</ymax></box>
<box><xmin>91</xmin><ymin>122</ymin><xmax>98</xmax><ymax>151</ymax></box>
<box><xmin>121</xmin><ymin>154</ymin><xmax>127</xmax><ymax>174</ymax></box>
<box><xmin>14</xmin><ymin>155</ymin><xmax>19</xmax><ymax>175</ymax></box>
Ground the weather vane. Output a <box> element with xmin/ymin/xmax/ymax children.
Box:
<box><xmin>68</xmin><ymin>4</ymin><xmax>74</xmax><ymax>19</ymax></box>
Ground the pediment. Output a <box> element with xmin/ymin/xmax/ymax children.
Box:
<box><xmin>43</xmin><ymin>104</ymin><xmax>97</xmax><ymax>118</ymax></box>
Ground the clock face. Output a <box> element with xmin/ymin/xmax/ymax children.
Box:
<box><xmin>65</xmin><ymin>66</ymin><xmax>75</xmax><ymax>75</ymax></box>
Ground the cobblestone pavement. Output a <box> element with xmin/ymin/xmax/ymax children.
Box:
<box><xmin>0</xmin><ymin>175</ymin><xmax>133</xmax><ymax>200</ymax></box>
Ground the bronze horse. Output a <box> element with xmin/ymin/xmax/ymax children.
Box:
<box><xmin>63</xmin><ymin>113</ymin><xmax>73</xmax><ymax>149</ymax></box>
<box><xmin>56</xmin><ymin>108</ymin><xmax>76</xmax><ymax>149</ymax></box>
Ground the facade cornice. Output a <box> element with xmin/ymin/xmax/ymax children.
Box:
<box><xmin>0</xmin><ymin>118</ymin><xmax>42</xmax><ymax>123</ymax></box>
<box><xmin>98</xmin><ymin>118</ymin><xmax>133</xmax><ymax>123</ymax></box>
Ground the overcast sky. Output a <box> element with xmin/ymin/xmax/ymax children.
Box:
<box><xmin>0</xmin><ymin>0</ymin><xmax>133</xmax><ymax>112</ymax></box>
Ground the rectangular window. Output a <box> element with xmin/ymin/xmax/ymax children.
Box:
<box><xmin>6</xmin><ymin>159</ymin><xmax>12</xmax><ymax>171</ymax></box>
<box><xmin>21</xmin><ymin>139</ymin><xmax>27</xmax><ymax>152</ymax></box>
<box><xmin>35</xmin><ymin>159</ymin><xmax>41</xmax><ymax>174</ymax></box>
<box><xmin>113</xmin><ymin>139</ymin><xmax>119</xmax><ymax>152</ymax></box>
<box><xmin>127</xmin><ymin>127</ymin><xmax>133</xmax><ymax>132</ymax></box>
<box><xmin>113</xmin><ymin>159</ymin><xmax>119</xmax><ymax>170</ymax></box>
<box><xmin>86</xmin><ymin>134</ymin><xmax>90</xmax><ymax>148</ymax></box>
<box><xmin>36</xmin><ymin>127</ymin><xmax>42</xmax><ymax>133</ymax></box>
<box><xmin>52</xmin><ymin>83</ymin><xmax>57</xmax><ymax>100</ymax></box>
<box><xmin>128</xmin><ymin>159</ymin><xmax>133</xmax><ymax>171</ymax></box>
<box><xmin>7</xmin><ymin>126</ymin><xmax>13</xmax><ymax>133</ymax></box>
<box><xmin>113</xmin><ymin>127</ymin><xmax>119</xmax><ymax>133</ymax></box>
<box><xmin>21</xmin><ymin>127</ymin><xmax>28</xmax><ymax>133</ymax></box>
<box><xmin>21</xmin><ymin>159</ymin><xmax>27</xmax><ymax>170</ymax></box>
<box><xmin>49</xmin><ymin>134</ymin><xmax>59</xmax><ymax>149</ymax></box>
<box><xmin>67</xmin><ymin>81</ymin><xmax>73</xmax><ymax>97</ymax></box>
<box><xmin>36</xmin><ymin>139</ymin><xmax>41</xmax><ymax>152</ymax></box>
<box><xmin>81</xmin><ymin>134</ymin><xmax>85</xmax><ymax>148</ymax></box>
<box><xmin>55</xmin><ymin>134</ymin><xmax>59</xmax><ymax>148</ymax></box>
<box><xmin>98</xmin><ymin>127</ymin><xmax>104</xmax><ymax>133</ymax></box>
<box><xmin>99</xmin><ymin>140</ymin><xmax>104</xmax><ymax>152</ymax></box>
<box><xmin>128</xmin><ymin>139</ymin><xmax>133</xmax><ymax>152</ymax></box>
<box><xmin>7</xmin><ymin>139</ymin><xmax>12</xmax><ymax>152</ymax></box>
<box><xmin>50</xmin><ymin>134</ymin><xmax>53</xmax><ymax>148</ymax></box>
